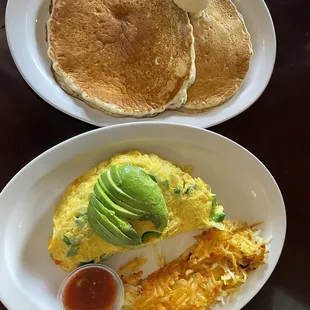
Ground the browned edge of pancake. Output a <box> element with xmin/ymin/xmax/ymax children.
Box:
<box><xmin>179</xmin><ymin>0</ymin><xmax>253</xmax><ymax>113</ymax></box>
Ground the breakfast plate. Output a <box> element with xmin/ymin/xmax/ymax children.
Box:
<box><xmin>0</xmin><ymin>123</ymin><xmax>286</xmax><ymax>310</ymax></box>
<box><xmin>5</xmin><ymin>0</ymin><xmax>276</xmax><ymax>127</ymax></box>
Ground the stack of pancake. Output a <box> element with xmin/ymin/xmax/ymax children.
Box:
<box><xmin>47</xmin><ymin>0</ymin><xmax>252</xmax><ymax>117</ymax></box>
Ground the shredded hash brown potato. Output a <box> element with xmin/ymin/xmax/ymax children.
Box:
<box><xmin>119</xmin><ymin>220</ymin><xmax>269</xmax><ymax>310</ymax></box>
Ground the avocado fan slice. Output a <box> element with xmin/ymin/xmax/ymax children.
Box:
<box><xmin>101</xmin><ymin>165</ymin><xmax>168</xmax><ymax>231</ymax></box>
<box><xmin>88</xmin><ymin>200</ymin><xmax>142</xmax><ymax>248</ymax></box>
<box><xmin>141</xmin><ymin>231</ymin><xmax>162</xmax><ymax>243</ymax></box>
<box><xmin>89</xmin><ymin>194</ymin><xmax>141</xmax><ymax>244</ymax></box>
<box><xmin>88</xmin><ymin>213</ymin><xmax>132</xmax><ymax>248</ymax></box>
<box><xmin>87</xmin><ymin>207</ymin><xmax>123</xmax><ymax>247</ymax></box>
<box><xmin>94</xmin><ymin>182</ymin><xmax>141</xmax><ymax>220</ymax></box>
<box><xmin>97</xmin><ymin>178</ymin><xmax>149</xmax><ymax>218</ymax></box>
<box><xmin>101</xmin><ymin>170</ymin><xmax>142</xmax><ymax>209</ymax></box>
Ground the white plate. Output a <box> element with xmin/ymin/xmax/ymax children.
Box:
<box><xmin>0</xmin><ymin>123</ymin><xmax>285</xmax><ymax>310</ymax></box>
<box><xmin>5</xmin><ymin>0</ymin><xmax>276</xmax><ymax>128</ymax></box>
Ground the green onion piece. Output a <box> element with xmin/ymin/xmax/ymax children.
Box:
<box><xmin>62</xmin><ymin>234</ymin><xmax>72</xmax><ymax>245</ymax></box>
<box><xmin>185</xmin><ymin>185</ymin><xmax>195</xmax><ymax>195</ymax></box>
<box><xmin>75</xmin><ymin>217</ymin><xmax>85</xmax><ymax>228</ymax></box>
<box><xmin>211</xmin><ymin>195</ymin><xmax>217</xmax><ymax>208</ymax></box>
<box><xmin>212</xmin><ymin>211</ymin><xmax>226</xmax><ymax>223</ymax></box>
<box><xmin>66</xmin><ymin>244</ymin><xmax>79</xmax><ymax>257</ymax></box>
<box><xmin>162</xmin><ymin>180</ymin><xmax>169</xmax><ymax>189</ymax></box>
<box><xmin>174</xmin><ymin>188</ymin><xmax>181</xmax><ymax>195</ymax></box>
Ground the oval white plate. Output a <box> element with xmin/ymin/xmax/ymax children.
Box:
<box><xmin>5</xmin><ymin>0</ymin><xmax>276</xmax><ymax>128</ymax></box>
<box><xmin>0</xmin><ymin>123</ymin><xmax>285</xmax><ymax>310</ymax></box>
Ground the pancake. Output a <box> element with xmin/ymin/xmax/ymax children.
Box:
<box><xmin>179</xmin><ymin>0</ymin><xmax>252</xmax><ymax>113</ymax></box>
<box><xmin>47</xmin><ymin>0</ymin><xmax>196</xmax><ymax>117</ymax></box>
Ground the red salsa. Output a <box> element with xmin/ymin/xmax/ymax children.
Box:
<box><xmin>62</xmin><ymin>267</ymin><xmax>117</xmax><ymax>310</ymax></box>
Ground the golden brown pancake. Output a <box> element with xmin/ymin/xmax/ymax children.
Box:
<box><xmin>179</xmin><ymin>0</ymin><xmax>252</xmax><ymax>113</ymax></box>
<box><xmin>47</xmin><ymin>0</ymin><xmax>195</xmax><ymax>117</ymax></box>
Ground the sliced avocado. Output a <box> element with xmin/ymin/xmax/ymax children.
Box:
<box><xmin>101</xmin><ymin>169</ymin><xmax>140</xmax><ymax>207</ymax></box>
<box><xmin>141</xmin><ymin>231</ymin><xmax>162</xmax><ymax>243</ymax></box>
<box><xmin>88</xmin><ymin>164</ymin><xmax>168</xmax><ymax>246</ymax></box>
<box><xmin>148</xmin><ymin>174</ymin><xmax>157</xmax><ymax>183</ymax></box>
<box><xmin>98</xmin><ymin>178</ymin><xmax>149</xmax><ymax>217</ymax></box>
<box><xmin>94</xmin><ymin>183</ymin><xmax>141</xmax><ymax>220</ymax></box>
<box><xmin>89</xmin><ymin>194</ymin><xmax>140</xmax><ymax>242</ymax></box>
<box><xmin>101</xmin><ymin>164</ymin><xmax>168</xmax><ymax>231</ymax></box>
<box><xmin>88</xmin><ymin>208</ymin><xmax>126</xmax><ymax>247</ymax></box>
<box><xmin>88</xmin><ymin>199</ymin><xmax>141</xmax><ymax>247</ymax></box>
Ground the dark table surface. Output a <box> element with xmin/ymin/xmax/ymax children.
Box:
<box><xmin>1</xmin><ymin>0</ymin><xmax>310</xmax><ymax>309</ymax></box>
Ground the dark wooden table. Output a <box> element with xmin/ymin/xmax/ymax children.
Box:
<box><xmin>1</xmin><ymin>0</ymin><xmax>310</xmax><ymax>309</ymax></box>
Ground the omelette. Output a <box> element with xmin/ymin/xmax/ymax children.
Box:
<box><xmin>49</xmin><ymin>151</ymin><xmax>225</xmax><ymax>271</ymax></box>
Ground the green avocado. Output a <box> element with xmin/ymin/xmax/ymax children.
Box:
<box><xmin>88</xmin><ymin>199</ymin><xmax>141</xmax><ymax>248</ymax></box>
<box><xmin>94</xmin><ymin>182</ymin><xmax>141</xmax><ymax>220</ymax></box>
<box><xmin>89</xmin><ymin>194</ymin><xmax>140</xmax><ymax>242</ymax></box>
<box><xmin>101</xmin><ymin>164</ymin><xmax>168</xmax><ymax>231</ymax></box>
<box><xmin>88</xmin><ymin>164</ymin><xmax>169</xmax><ymax>248</ymax></box>
<box><xmin>97</xmin><ymin>178</ymin><xmax>149</xmax><ymax>218</ymax></box>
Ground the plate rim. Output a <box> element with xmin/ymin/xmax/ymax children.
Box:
<box><xmin>0</xmin><ymin>122</ymin><xmax>286</xmax><ymax>310</ymax></box>
<box><xmin>5</xmin><ymin>0</ymin><xmax>276</xmax><ymax>128</ymax></box>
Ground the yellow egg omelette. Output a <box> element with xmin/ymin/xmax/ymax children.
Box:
<box><xmin>49</xmin><ymin>151</ymin><xmax>225</xmax><ymax>271</ymax></box>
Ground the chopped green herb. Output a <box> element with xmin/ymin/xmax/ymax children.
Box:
<box><xmin>75</xmin><ymin>217</ymin><xmax>86</xmax><ymax>228</ymax></box>
<box><xmin>75</xmin><ymin>211</ymin><xmax>88</xmax><ymax>228</ymax></box>
<box><xmin>50</xmin><ymin>253</ymin><xmax>53</xmax><ymax>259</ymax></box>
<box><xmin>78</xmin><ymin>260</ymin><xmax>95</xmax><ymax>267</ymax></box>
<box><xmin>211</xmin><ymin>195</ymin><xmax>217</xmax><ymax>208</ymax></box>
<box><xmin>66</xmin><ymin>244</ymin><xmax>79</xmax><ymax>257</ymax></box>
<box><xmin>76</xmin><ymin>210</ymin><xmax>87</xmax><ymax>218</ymax></box>
<box><xmin>212</xmin><ymin>211</ymin><xmax>226</xmax><ymax>223</ymax></box>
<box><xmin>149</xmin><ymin>174</ymin><xmax>157</xmax><ymax>183</ymax></box>
<box><xmin>174</xmin><ymin>188</ymin><xmax>181</xmax><ymax>195</ymax></box>
<box><xmin>63</xmin><ymin>234</ymin><xmax>80</xmax><ymax>246</ymax></box>
<box><xmin>162</xmin><ymin>180</ymin><xmax>169</xmax><ymax>189</ymax></box>
<box><xmin>211</xmin><ymin>205</ymin><xmax>225</xmax><ymax>223</ymax></box>
<box><xmin>62</xmin><ymin>234</ymin><xmax>72</xmax><ymax>245</ymax></box>
<box><xmin>185</xmin><ymin>185</ymin><xmax>195</xmax><ymax>195</ymax></box>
